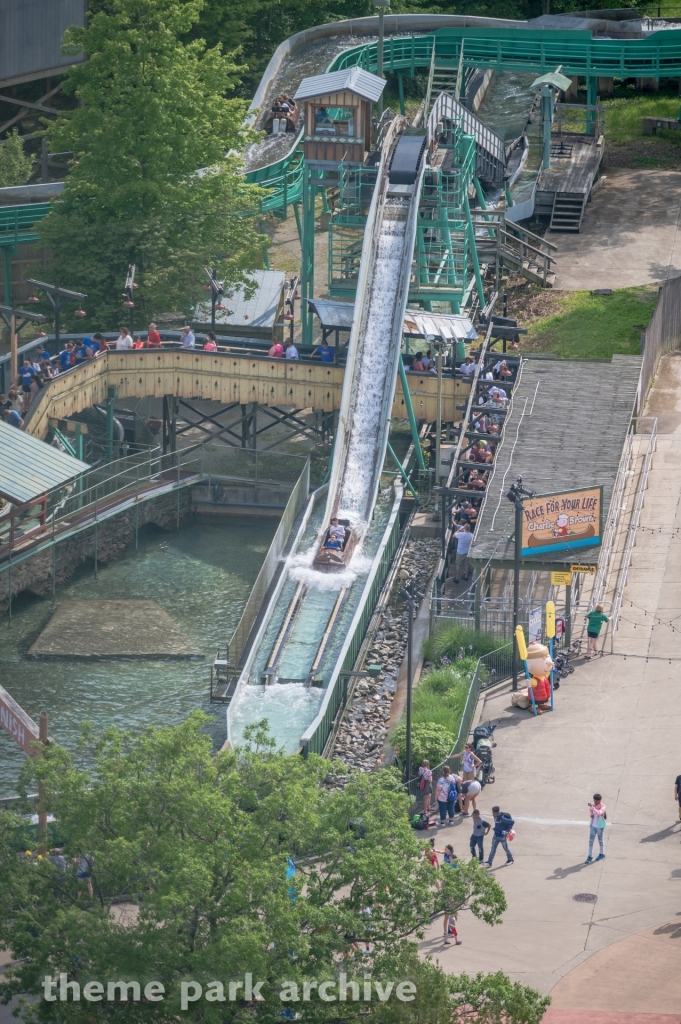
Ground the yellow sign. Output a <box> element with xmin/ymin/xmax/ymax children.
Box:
<box><xmin>570</xmin><ymin>564</ymin><xmax>597</xmax><ymax>574</ymax></box>
<box><xmin>545</xmin><ymin>601</ymin><xmax>556</xmax><ymax>638</ymax></box>
<box><xmin>515</xmin><ymin>625</ymin><xmax>528</xmax><ymax>661</ymax></box>
<box><xmin>521</xmin><ymin>487</ymin><xmax>602</xmax><ymax>557</ymax></box>
<box><xmin>551</xmin><ymin>571</ymin><xmax>573</xmax><ymax>586</ymax></box>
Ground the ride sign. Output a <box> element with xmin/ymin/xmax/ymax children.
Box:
<box><xmin>0</xmin><ymin>685</ymin><xmax>40</xmax><ymax>755</ymax></box>
<box><xmin>521</xmin><ymin>487</ymin><xmax>602</xmax><ymax>557</ymax></box>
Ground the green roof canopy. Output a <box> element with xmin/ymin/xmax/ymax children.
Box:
<box><xmin>531</xmin><ymin>71</ymin><xmax>573</xmax><ymax>92</ymax></box>
<box><xmin>0</xmin><ymin>421</ymin><xmax>89</xmax><ymax>505</ymax></box>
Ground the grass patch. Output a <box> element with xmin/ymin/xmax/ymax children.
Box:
<box><xmin>603</xmin><ymin>94</ymin><xmax>681</xmax><ymax>145</ymax></box>
<box><xmin>598</xmin><ymin>93</ymin><xmax>681</xmax><ymax>167</ymax></box>
<box><xmin>394</xmin><ymin>663</ymin><xmax>475</xmax><ymax>772</ymax></box>
<box><xmin>518</xmin><ymin>286</ymin><xmax>658</xmax><ymax>359</ymax></box>
<box><xmin>423</xmin><ymin>622</ymin><xmax>503</xmax><ymax>663</ymax></box>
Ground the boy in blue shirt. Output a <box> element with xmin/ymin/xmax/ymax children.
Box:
<box><xmin>58</xmin><ymin>343</ymin><xmax>75</xmax><ymax>372</ymax></box>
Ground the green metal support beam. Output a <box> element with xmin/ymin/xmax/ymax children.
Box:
<box><xmin>464</xmin><ymin>194</ymin><xmax>485</xmax><ymax>309</ymax></box>
<box><xmin>1</xmin><ymin>248</ymin><xmax>11</xmax><ymax>307</ymax></box>
<box><xmin>51</xmin><ymin>427</ymin><xmax>77</xmax><ymax>458</ymax></box>
<box><xmin>399</xmin><ymin>356</ymin><xmax>426</xmax><ymax>471</ymax></box>
<box><xmin>473</xmin><ymin>177</ymin><xmax>495</xmax><ymax>239</ymax></box>
<box><xmin>106</xmin><ymin>385</ymin><xmax>116</xmax><ymax>461</ymax></box>
<box><xmin>387</xmin><ymin>442</ymin><xmax>419</xmax><ymax>501</ymax></box>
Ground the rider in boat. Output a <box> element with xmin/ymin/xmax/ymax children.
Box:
<box><xmin>324</xmin><ymin>518</ymin><xmax>346</xmax><ymax>550</ymax></box>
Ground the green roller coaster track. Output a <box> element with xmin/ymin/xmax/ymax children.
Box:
<box><xmin>244</xmin><ymin>26</ymin><xmax>681</xmax><ymax>215</ymax></box>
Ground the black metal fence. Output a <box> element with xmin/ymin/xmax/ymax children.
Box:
<box><xmin>405</xmin><ymin>642</ymin><xmax>512</xmax><ymax>810</ymax></box>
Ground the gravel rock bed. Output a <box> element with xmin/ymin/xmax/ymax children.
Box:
<box><xmin>328</xmin><ymin>536</ymin><xmax>440</xmax><ymax>779</ymax></box>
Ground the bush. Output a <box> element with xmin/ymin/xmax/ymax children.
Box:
<box><xmin>393</xmin><ymin>722</ymin><xmax>454</xmax><ymax>772</ymax></box>
<box><xmin>424</xmin><ymin>622</ymin><xmax>502</xmax><ymax>663</ymax></box>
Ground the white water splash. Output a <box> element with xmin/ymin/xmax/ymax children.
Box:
<box><xmin>337</xmin><ymin>211</ymin><xmax>407</xmax><ymax>523</ymax></box>
<box><xmin>286</xmin><ymin>541</ymin><xmax>373</xmax><ymax>591</ymax></box>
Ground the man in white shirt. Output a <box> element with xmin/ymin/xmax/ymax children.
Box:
<box><xmin>453</xmin><ymin>523</ymin><xmax>473</xmax><ymax>583</ymax></box>
<box><xmin>460</xmin><ymin>356</ymin><xmax>476</xmax><ymax>377</ymax></box>
<box><xmin>181</xmin><ymin>327</ymin><xmax>195</xmax><ymax>349</ymax></box>
<box><xmin>115</xmin><ymin>328</ymin><xmax>133</xmax><ymax>350</ymax></box>
<box><xmin>285</xmin><ymin>343</ymin><xmax>299</xmax><ymax>359</ymax></box>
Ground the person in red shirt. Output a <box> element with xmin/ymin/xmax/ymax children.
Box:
<box><xmin>268</xmin><ymin>338</ymin><xmax>284</xmax><ymax>358</ymax></box>
<box><xmin>147</xmin><ymin>322</ymin><xmax>162</xmax><ymax>348</ymax></box>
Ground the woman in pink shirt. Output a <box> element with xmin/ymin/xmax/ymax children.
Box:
<box><xmin>203</xmin><ymin>331</ymin><xmax>218</xmax><ymax>351</ymax></box>
<box><xmin>586</xmin><ymin>793</ymin><xmax>607</xmax><ymax>863</ymax></box>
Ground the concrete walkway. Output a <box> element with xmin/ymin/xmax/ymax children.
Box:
<box><xmin>419</xmin><ymin>353</ymin><xmax>681</xmax><ymax>1012</ymax></box>
<box><xmin>553</xmin><ymin>169</ymin><xmax>681</xmax><ymax>290</ymax></box>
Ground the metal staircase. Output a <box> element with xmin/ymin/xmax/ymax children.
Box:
<box><xmin>424</xmin><ymin>41</ymin><xmax>468</xmax><ymax>117</ymax></box>
<box><xmin>474</xmin><ymin>211</ymin><xmax>557</xmax><ymax>288</ymax></box>
<box><xmin>550</xmin><ymin>192</ymin><xmax>587</xmax><ymax>232</ymax></box>
<box><xmin>429</xmin><ymin>93</ymin><xmax>505</xmax><ymax>185</ymax></box>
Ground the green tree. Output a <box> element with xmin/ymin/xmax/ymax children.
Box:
<box><xmin>38</xmin><ymin>0</ymin><xmax>267</xmax><ymax>331</ymax></box>
<box><xmin>0</xmin><ymin>129</ymin><xmax>33</xmax><ymax>188</ymax></box>
<box><xmin>0</xmin><ymin>714</ymin><xmax>510</xmax><ymax>1023</ymax></box>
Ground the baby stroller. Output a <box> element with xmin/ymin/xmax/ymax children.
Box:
<box><xmin>473</xmin><ymin>722</ymin><xmax>496</xmax><ymax>786</ymax></box>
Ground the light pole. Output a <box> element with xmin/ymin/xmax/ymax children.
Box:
<box><xmin>123</xmin><ymin>264</ymin><xmax>136</xmax><ymax>335</ymax></box>
<box><xmin>506</xmin><ymin>477</ymin><xmax>536</xmax><ymax>691</ymax></box>
<box><xmin>373</xmin><ymin>0</ymin><xmax>390</xmax><ymax>120</ymax></box>
<box><xmin>26</xmin><ymin>279</ymin><xmax>87</xmax><ymax>350</ymax></box>
<box><xmin>204</xmin><ymin>266</ymin><xmax>225</xmax><ymax>335</ymax></box>
<box><xmin>0</xmin><ymin>303</ymin><xmax>49</xmax><ymax>384</ymax></box>
<box><xmin>399</xmin><ymin>576</ymin><xmax>424</xmax><ymax>784</ymax></box>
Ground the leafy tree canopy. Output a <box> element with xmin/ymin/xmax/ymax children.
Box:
<box><xmin>38</xmin><ymin>0</ymin><xmax>267</xmax><ymax>330</ymax></box>
<box><xmin>0</xmin><ymin>714</ymin><xmax>526</xmax><ymax>1024</ymax></box>
<box><xmin>0</xmin><ymin>129</ymin><xmax>34</xmax><ymax>188</ymax></box>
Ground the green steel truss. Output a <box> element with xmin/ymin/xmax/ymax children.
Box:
<box><xmin>323</xmin><ymin>121</ymin><xmax>480</xmax><ymax>324</ymax></box>
<box><xmin>0</xmin><ymin>202</ymin><xmax>51</xmax><ymax>305</ymax></box>
<box><xmin>245</xmin><ymin>26</ymin><xmax>681</xmax><ymax>219</ymax></box>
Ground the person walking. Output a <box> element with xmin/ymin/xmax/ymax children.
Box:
<box><xmin>470</xmin><ymin>808</ymin><xmax>490</xmax><ymax>863</ymax></box>
<box><xmin>453</xmin><ymin>524</ymin><xmax>473</xmax><ymax>584</ymax></box>
<box><xmin>418</xmin><ymin>760</ymin><xmax>433</xmax><ymax>815</ymax></box>
<box><xmin>675</xmin><ymin>772</ymin><xmax>681</xmax><ymax>822</ymax></box>
<box><xmin>435</xmin><ymin>766</ymin><xmax>460</xmax><ymax>827</ymax></box>
<box><xmin>585</xmin><ymin>793</ymin><xmax>607</xmax><ymax>863</ymax></box>
<box><xmin>441</xmin><ymin>846</ymin><xmax>462</xmax><ymax>945</ymax></box>
<box><xmin>585</xmin><ymin>604</ymin><xmax>609</xmax><ymax>658</ymax></box>
<box><xmin>484</xmin><ymin>806</ymin><xmax>514</xmax><ymax>867</ymax></box>
<box><xmin>285</xmin><ymin>341</ymin><xmax>299</xmax><ymax>359</ymax></box>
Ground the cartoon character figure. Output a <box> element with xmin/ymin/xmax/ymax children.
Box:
<box><xmin>525</xmin><ymin>641</ymin><xmax>554</xmax><ymax>715</ymax></box>
<box><xmin>553</xmin><ymin>513</ymin><xmax>569</xmax><ymax>538</ymax></box>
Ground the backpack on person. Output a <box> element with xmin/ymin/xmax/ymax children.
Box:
<box><xmin>498</xmin><ymin>813</ymin><xmax>515</xmax><ymax>835</ymax></box>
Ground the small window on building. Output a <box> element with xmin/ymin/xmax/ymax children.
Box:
<box><xmin>314</xmin><ymin>106</ymin><xmax>356</xmax><ymax>138</ymax></box>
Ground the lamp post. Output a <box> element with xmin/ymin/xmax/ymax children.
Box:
<box><xmin>505</xmin><ymin>476</ymin><xmax>536</xmax><ymax>691</ymax></box>
<box><xmin>0</xmin><ymin>303</ymin><xmax>49</xmax><ymax>384</ymax></box>
<box><xmin>399</xmin><ymin>576</ymin><xmax>424</xmax><ymax>785</ymax></box>
<box><xmin>204</xmin><ymin>266</ymin><xmax>225</xmax><ymax>335</ymax></box>
<box><xmin>373</xmin><ymin>0</ymin><xmax>390</xmax><ymax>120</ymax></box>
<box><xmin>25</xmin><ymin>279</ymin><xmax>87</xmax><ymax>350</ymax></box>
<box><xmin>123</xmin><ymin>264</ymin><xmax>136</xmax><ymax>335</ymax></box>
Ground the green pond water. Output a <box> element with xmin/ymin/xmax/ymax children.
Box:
<box><xmin>0</xmin><ymin>517</ymin><xmax>276</xmax><ymax>797</ymax></box>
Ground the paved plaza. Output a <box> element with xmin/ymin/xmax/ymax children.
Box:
<box><xmin>419</xmin><ymin>354</ymin><xmax>681</xmax><ymax>1018</ymax></box>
